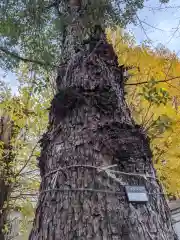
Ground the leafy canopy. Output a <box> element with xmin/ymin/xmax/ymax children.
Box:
<box><xmin>0</xmin><ymin>0</ymin><xmax>167</xmax><ymax>71</ymax></box>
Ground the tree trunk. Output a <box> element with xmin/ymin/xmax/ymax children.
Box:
<box><xmin>0</xmin><ymin>181</ymin><xmax>9</xmax><ymax>240</ymax></box>
<box><xmin>29</xmin><ymin>35</ymin><xmax>177</xmax><ymax>240</ymax></box>
<box><xmin>0</xmin><ymin>115</ymin><xmax>13</xmax><ymax>240</ymax></box>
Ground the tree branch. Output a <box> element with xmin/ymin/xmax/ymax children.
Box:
<box><xmin>15</xmin><ymin>142</ymin><xmax>39</xmax><ymax>177</ymax></box>
<box><xmin>125</xmin><ymin>76</ymin><xmax>180</xmax><ymax>86</ymax></box>
<box><xmin>11</xmin><ymin>193</ymin><xmax>38</xmax><ymax>198</ymax></box>
<box><xmin>0</xmin><ymin>46</ymin><xmax>58</xmax><ymax>68</ymax></box>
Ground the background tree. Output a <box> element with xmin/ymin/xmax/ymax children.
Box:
<box><xmin>0</xmin><ymin>65</ymin><xmax>52</xmax><ymax>239</ymax></box>
<box><xmin>0</xmin><ymin>81</ymin><xmax>14</xmax><ymax>240</ymax></box>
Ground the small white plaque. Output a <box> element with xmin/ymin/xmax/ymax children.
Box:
<box><xmin>125</xmin><ymin>186</ymin><xmax>148</xmax><ymax>203</ymax></box>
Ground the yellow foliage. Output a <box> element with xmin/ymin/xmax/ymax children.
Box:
<box><xmin>107</xmin><ymin>27</ymin><xmax>180</xmax><ymax>197</ymax></box>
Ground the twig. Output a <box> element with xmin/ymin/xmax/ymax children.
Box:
<box><xmin>143</xmin><ymin>113</ymin><xmax>155</xmax><ymax>131</ymax></box>
<box><xmin>136</xmin><ymin>14</ymin><xmax>155</xmax><ymax>48</ymax></box>
<box><xmin>166</xmin><ymin>21</ymin><xmax>180</xmax><ymax>45</ymax></box>
<box><xmin>140</xmin><ymin>20</ymin><xmax>166</xmax><ymax>32</ymax></box>
<box><xmin>15</xmin><ymin>142</ymin><xmax>39</xmax><ymax>177</ymax></box>
<box><xmin>141</xmin><ymin>102</ymin><xmax>152</xmax><ymax>127</ymax></box>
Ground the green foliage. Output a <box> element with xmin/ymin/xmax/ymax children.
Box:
<box><xmin>0</xmin><ymin>80</ymin><xmax>11</xmax><ymax>101</ymax></box>
<box><xmin>0</xmin><ymin>0</ymin><xmax>166</xmax><ymax>72</ymax></box>
<box><xmin>0</xmin><ymin>0</ymin><xmax>60</xmax><ymax>70</ymax></box>
<box><xmin>148</xmin><ymin>114</ymin><xmax>172</xmax><ymax>138</ymax></box>
<box><xmin>20</xmin><ymin>200</ymin><xmax>34</xmax><ymax>219</ymax></box>
<box><xmin>139</xmin><ymin>79</ymin><xmax>170</xmax><ymax>106</ymax></box>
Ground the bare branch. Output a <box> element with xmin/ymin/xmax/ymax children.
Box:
<box><xmin>166</xmin><ymin>20</ymin><xmax>180</xmax><ymax>45</ymax></box>
<box><xmin>0</xmin><ymin>46</ymin><xmax>58</xmax><ymax>68</ymax></box>
<box><xmin>125</xmin><ymin>76</ymin><xmax>180</xmax><ymax>86</ymax></box>
<box><xmin>140</xmin><ymin>20</ymin><xmax>167</xmax><ymax>32</ymax></box>
<box><xmin>11</xmin><ymin>193</ymin><xmax>38</xmax><ymax>199</ymax></box>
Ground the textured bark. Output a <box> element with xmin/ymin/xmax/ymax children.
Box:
<box><xmin>29</xmin><ymin>36</ymin><xmax>177</xmax><ymax>240</ymax></box>
<box><xmin>0</xmin><ymin>182</ymin><xmax>7</xmax><ymax>240</ymax></box>
<box><xmin>0</xmin><ymin>182</ymin><xmax>9</xmax><ymax>240</ymax></box>
<box><xmin>0</xmin><ymin>115</ymin><xmax>13</xmax><ymax>240</ymax></box>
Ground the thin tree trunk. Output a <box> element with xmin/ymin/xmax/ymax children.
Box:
<box><xmin>0</xmin><ymin>115</ymin><xmax>13</xmax><ymax>240</ymax></box>
<box><xmin>29</xmin><ymin>35</ymin><xmax>177</xmax><ymax>239</ymax></box>
<box><xmin>0</xmin><ymin>181</ymin><xmax>9</xmax><ymax>240</ymax></box>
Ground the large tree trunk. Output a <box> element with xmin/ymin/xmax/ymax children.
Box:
<box><xmin>29</xmin><ymin>35</ymin><xmax>177</xmax><ymax>239</ymax></box>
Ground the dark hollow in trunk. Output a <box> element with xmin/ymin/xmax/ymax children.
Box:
<box><xmin>29</xmin><ymin>39</ymin><xmax>177</xmax><ymax>239</ymax></box>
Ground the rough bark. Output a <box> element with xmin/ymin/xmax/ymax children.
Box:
<box><xmin>0</xmin><ymin>181</ymin><xmax>8</xmax><ymax>240</ymax></box>
<box><xmin>0</xmin><ymin>115</ymin><xmax>13</xmax><ymax>240</ymax></box>
<box><xmin>29</xmin><ymin>35</ymin><xmax>177</xmax><ymax>240</ymax></box>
